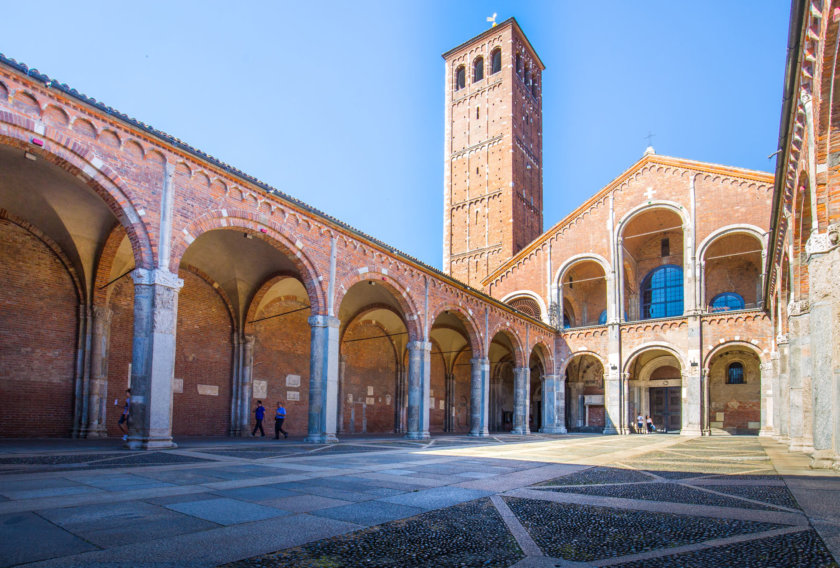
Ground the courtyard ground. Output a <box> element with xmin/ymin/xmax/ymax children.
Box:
<box><xmin>0</xmin><ymin>433</ymin><xmax>838</xmax><ymax>567</ymax></box>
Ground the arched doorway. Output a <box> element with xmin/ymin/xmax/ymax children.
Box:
<box><xmin>488</xmin><ymin>332</ymin><xmax>518</xmax><ymax>432</ymax></box>
<box><xmin>706</xmin><ymin>346</ymin><xmax>761</xmax><ymax>434</ymax></box>
<box><xmin>529</xmin><ymin>346</ymin><xmax>550</xmax><ymax>432</ymax></box>
<box><xmin>626</xmin><ymin>348</ymin><xmax>683</xmax><ymax>433</ymax></box>
<box><xmin>564</xmin><ymin>354</ymin><xmax>605</xmax><ymax>432</ymax></box>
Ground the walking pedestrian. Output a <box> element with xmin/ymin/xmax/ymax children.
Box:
<box><xmin>636</xmin><ymin>413</ymin><xmax>645</xmax><ymax>434</ymax></box>
<box><xmin>117</xmin><ymin>389</ymin><xmax>131</xmax><ymax>441</ymax></box>
<box><xmin>274</xmin><ymin>401</ymin><xmax>288</xmax><ymax>439</ymax></box>
<box><xmin>646</xmin><ymin>415</ymin><xmax>655</xmax><ymax>433</ymax></box>
<box><xmin>252</xmin><ymin>400</ymin><xmax>266</xmax><ymax>437</ymax></box>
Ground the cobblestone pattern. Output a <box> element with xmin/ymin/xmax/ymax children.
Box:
<box><xmin>611</xmin><ymin>530</ymin><xmax>839</xmax><ymax>568</ymax></box>
<box><xmin>503</xmin><ymin>497</ymin><xmax>784</xmax><ymax>562</ymax></box>
<box><xmin>0</xmin><ymin>451</ymin><xmax>208</xmax><ymax>474</ymax></box>
<box><xmin>536</xmin><ymin>466</ymin><xmax>655</xmax><ymax>486</ymax></box>
<box><xmin>222</xmin><ymin>498</ymin><xmax>523</xmax><ymax>568</ymax></box>
<box><xmin>703</xmin><ymin>484</ymin><xmax>800</xmax><ymax>510</ymax></box>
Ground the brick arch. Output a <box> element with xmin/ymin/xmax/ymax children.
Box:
<box><xmin>792</xmin><ymin>169</ymin><xmax>812</xmax><ymax>301</ymax></box>
<box><xmin>173</xmin><ymin>212</ymin><xmax>326</xmax><ymax>315</ymax></box>
<box><xmin>333</xmin><ymin>271</ymin><xmax>423</xmax><ymax>342</ymax></box>
<box><xmin>0</xmin><ymin>130</ymin><xmax>153</xmax><ymax>271</ymax></box>
<box><xmin>622</xmin><ymin>342</ymin><xmax>686</xmax><ymax>375</ymax></box>
<box><xmin>616</xmin><ymin>200</ymin><xmax>690</xmax><ymax>234</ymax></box>
<box><xmin>555</xmin><ymin>253</ymin><xmax>611</xmax><ymax>287</ymax></box>
<box><xmin>558</xmin><ymin>350</ymin><xmax>606</xmax><ymax>378</ymax></box>
<box><xmin>486</xmin><ymin>324</ymin><xmax>525</xmax><ymax>368</ymax></box>
<box><xmin>702</xmin><ymin>341</ymin><xmax>765</xmax><ymax>372</ymax></box>
<box><xmin>180</xmin><ymin>264</ymin><xmax>236</xmax><ymax>329</ymax></box>
<box><xmin>339</xmin><ymin>303</ymin><xmax>409</xmax><ymax>345</ymax></box>
<box><xmin>696</xmin><ymin>225</ymin><xmax>766</xmax><ymax>262</ymax></box>
<box><xmin>0</xmin><ymin>208</ymin><xmax>83</xmax><ymax>303</ymax></box>
<box><xmin>428</xmin><ymin>304</ymin><xmax>484</xmax><ymax>360</ymax></box>
<box><xmin>92</xmin><ymin>223</ymin><xmax>129</xmax><ymax>306</ymax></box>
<box><xmin>500</xmin><ymin>290</ymin><xmax>547</xmax><ymax>322</ymax></box>
<box><xmin>243</xmin><ymin>272</ymin><xmax>309</xmax><ymax>334</ymax></box>
<box><xmin>529</xmin><ymin>341</ymin><xmax>555</xmax><ymax>376</ymax></box>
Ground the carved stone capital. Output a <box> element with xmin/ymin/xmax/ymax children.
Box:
<box><xmin>776</xmin><ymin>333</ymin><xmax>788</xmax><ymax>345</ymax></box>
<box><xmin>787</xmin><ymin>300</ymin><xmax>809</xmax><ymax>317</ymax></box>
<box><xmin>805</xmin><ymin>225</ymin><xmax>840</xmax><ymax>260</ymax></box>
<box><xmin>131</xmin><ymin>268</ymin><xmax>184</xmax><ymax>290</ymax></box>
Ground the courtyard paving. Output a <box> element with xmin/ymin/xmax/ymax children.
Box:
<box><xmin>0</xmin><ymin>434</ymin><xmax>838</xmax><ymax>567</ymax></box>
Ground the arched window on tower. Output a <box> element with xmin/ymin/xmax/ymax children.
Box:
<box><xmin>524</xmin><ymin>67</ymin><xmax>531</xmax><ymax>86</ymax></box>
<box><xmin>473</xmin><ymin>57</ymin><xmax>484</xmax><ymax>82</ymax></box>
<box><xmin>516</xmin><ymin>54</ymin><xmax>522</xmax><ymax>76</ymax></box>
<box><xmin>727</xmin><ymin>362</ymin><xmax>744</xmax><ymax>384</ymax></box>
<box><xmin>709</xmin><ymin>292</ymin><xmax>745</xmax><ymax>312</ymax></box>
<box><xmin>640</xmin><ymin>264</ymin><xmax>683</xmax><ymax>319</ymax></box>
<box><xmin>455</xmin><ymin>66</ymin><xmax>466</xmax><ymax>91</ymax></box>
<box><xmin>491</xmin><ymin>48</ymin><xmax>502</xmax><ymax>74</ymax></box>
<box><xmin>531</xmin><ymin>77</ymin><xmax>538</xmax><ymax>97</ymax></box>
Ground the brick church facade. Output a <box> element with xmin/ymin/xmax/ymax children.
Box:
<box><xmin>1</xmin><ymin>4</ymin><xmax>838</xmax><ymax>469</ymax></box>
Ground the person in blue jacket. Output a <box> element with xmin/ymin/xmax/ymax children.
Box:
<box><xmin>274</xmin><ymin>401</ymin><xmax>288</xmax><ymax>439</ymax></box>
<box><xmin>251</xmin><ymin>400</ymin><xmax>266</xmax><ymax>437</ymax></box>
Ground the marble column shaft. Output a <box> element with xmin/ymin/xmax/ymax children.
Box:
<box><xmin>540</xmin><ymin>374</ymin><xmax>567</xmax><ymax>433</ymax></box>
<box><xmin>469</xmin><ymin>357</ymin><xmax>489</xmax><ymax>437</ymax></box>
<box><xmin>305</xmin><ymin>315</ymin><xmax>340</xmax><ymax>443</ymax></box>
<box><xmin>512</xmin><ymin>366</ymin><xmax>530</xmax><ymax>435</ymax></box>
<box><xmin>85</xmin><ymin>305</ymin><xmax>112</xmax><ymax>438</ymax></box>
<box><xmin>406</xmin><ymin>341</ymin><xmax>431</xmax><ymax>440</ymax></box>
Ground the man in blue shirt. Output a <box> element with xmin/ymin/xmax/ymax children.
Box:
<box><xmin>274</xmin><ymin>401</ymin><xmax>288</xmax><ymax>439</ymax></box>
<box><xmin>252</xmin><ymin>400</ymin><xmax>266</xmax><ymax>437</ymax></box>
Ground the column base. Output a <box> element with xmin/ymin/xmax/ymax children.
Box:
<box><xmin>680</xmin><ymin>426</ymin><xmax>702</xmax><ymax>437</ymax></box>
<box><xmin>758</xmin><ymin>427</ymin><xmax>775</xmax><ymax>437</ymax></box>
<box><xmin>304</xmin><ymin>434</ymin><xmax>339</xmax><ymax>444</ymax></box>
<box><xmin>126</xmin><ymin>436</ymin><xmax>177</xmax><ymax>450</ymax></box>
<box><xmin>83</xmin><ymin>426</ymin><xmax>108</xmax><ymax>439</ymax></box>
<box><xmin>810</xmin><ymin>449</ymin><xmax>837</xmax><ymax>469</ymax></box>
<box><xmin>468</xmin><ymin>431</ymin><xmax>490</xmax><ymax>438</ymax></box>
<box><xmin>540</xmin><ymin>427</ymin><xmax>567</xmax><ymax>434</ymax></box>
<box><xmin>510</xmin><ymin>427</ymin><xmax>530</xmax><ymax>435</ymax></box>
<box><xmin>405</xmin><ymin>431</ymin><xmax>430</xmax><ymax>440</ymax></box>
<box><xmin>603</xmin><ymin>427</ymin><xmax>619</xmax><ymax>435</ymax></box>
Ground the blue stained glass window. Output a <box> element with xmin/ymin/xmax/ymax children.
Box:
<box><xmin>727</xmin><ymin>362</ymin><xmax>744</xmax><ymax>384</ymax></box>
<box><xmin>563</xmin><ymin>314</ymin><xmax>571</xmax><ymax>329</ymax></box>
<box><xmin>709</xmin><ymin>292</ymin><xmax>744</xmax><ymax>312</ymax></box>
<box><xmin>641</xmin><ymin>265</ymin><xmax>683</xmax><ymax>319</ymax></box>
<box><xmin>598</xmin><ymin>310</ymin><xmax>607</xmax><ymax>325</ymax></box>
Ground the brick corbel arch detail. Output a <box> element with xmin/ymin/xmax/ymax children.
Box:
<box><xmin>486</xmin><ymin>324</ymin><xmax>526</xmax><ymax>368</ymax></box>
<box><xmin>558</xmin><ymin>350</ymin><xmax>606</xmax><ymax>379</ymax></box>
<box><xmin>428</xmin><ymin>304</ymin><xmax>484</xmax><ymax>360</ymax></box>
<box><xmin>622</xmin><ymin>342</ymin><xmax>687</xmax><ymax>375</ymax></box>
<box><xmin>243</xmin><ymin>272</ymin><xmax>309</xmax><ymax>335</ymax></box>
<box><xmin>0</xmin><ymin>128</ymin><xmax>154</xmax><ymax>271</ymax></box>
<box><xmin>0</xmin><ymin>208</ymin><xmax>84</xmax><ymax>302</ymax></box>
<box><xmin>173</xmin><ymin>211</ymin><xmax>326</xmax><ymax>316</ymax></box>
<box><xmin>702</xmin><ymin>341</ymin><xmax>766</xmax><ymax>372</ymax></box>
<box><xmin>333</xmin><ymin>271</ymin><xmax>423</xmax><ymax>343</ymax></box>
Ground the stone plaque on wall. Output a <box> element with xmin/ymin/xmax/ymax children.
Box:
<box><xmin>253</xmin><ymin>380</ymin><xmax>267</xmax><ymax>399</ymax></box>
<box><xmin>172</xmin><ymin>378</ymin><xmax>184</xmax><ymax>394</ymax></box>
<box><xmin>347</xmin><ymin>393</ymin><xmax>353</xmax><ymax>403</ymax></box>
<box><xmin>286</xmin><ymin>375</ymin><xmax>301</xmax><ymax>387</ymax></box>
<box><xmin>385</xmin><ymin>394</ymin><xmax>392</xmax><ymax>405</ymax></box>
<box><xmin>367</xmin><ymin>386</ymin><xmax>374</xmax><ymax>396</ymax></box>
<box><xmin>439</xmin><ymin>399</ymin><xmax>445</xmax><ymax>410</ymax></box>
<box><xmin>197</xmin><ymin>384</ymin><xmax>219</xmax><ymax>396</ymax></box>
<box><xmin>366</xmin><ymin>397</ymin><xmax>375</xmax><ymax>405</ymax></box>
<box><xmin>287</xmin><ymin>391</ymin><xmax>300</xmax><ymax>401</ymax></box>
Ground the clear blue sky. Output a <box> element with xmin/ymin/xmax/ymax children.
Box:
<box><xmin>1</xmin><ymin>1</ymin><xmax>791</xmax><ymax>270</ymax></box>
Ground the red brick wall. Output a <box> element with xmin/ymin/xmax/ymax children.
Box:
<box><xmin>452</xmin><ymin>350</ymin><xmax>472</xmax><ymax>433</ymax></box>
<box><xmin>429</xmin><ymin>347</ymin><xmax>446</xmax><ymax>432</ymax></box>
<box><xmin>341</xmin><ymin>321</ymin><xmax>398</xmax><ymax>433</ymax></box>
<box><xmin>0</xmin><ymin>219</ymin><xmax>77</xmax><ymax>437</ymax></box>
<box><xmin>172</xmin><ymin>270</ymin><xmax>232</xmax><ymax>436</ymax></box>
<box><xmin>106</xmin><ymin>276</ymin><xmax>134</xmax><ymax>437</ymax></box>
<box><xmin>251</xmin><ymin>297</ymin><xmax>311</xmax><ymax>436</ymax></box>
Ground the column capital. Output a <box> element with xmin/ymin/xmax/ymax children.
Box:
<box><xmin>470</xmin><ymin>357</ymin><xmax>490</xmax><ymax>365</ymax></box>
<box><xmin>408</xmin><ymin>340</ymin><xmax>432</xmax><ymax>352</ymax></box>
<box><xmin>805</xmin><ymin>224</ymin><xmax>840</xmax><ymax>260</ymax></box>
<box><xmin>131</xmin><ymin>268</ymin><xmax>183</xmax><ymax>289</ymax></box>
<box><xmin>91</xmin><ymin>304</ymin><xmax>113</xmax><ymax>321</ymax></box>
<box><xmin>308</xmin><ymin>314</ymin><xmax>340</xmax><ymax>328</ymax></box>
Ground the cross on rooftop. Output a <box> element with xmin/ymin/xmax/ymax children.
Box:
<box><xmin>644</xmin><ymin>187</ymin><xmax>656</xmax><ymax>200</ymax></box>
<box><xmin>645</xmin><ymin>131</ymin><xmax>655</xmax><ymax>146</ymax></box>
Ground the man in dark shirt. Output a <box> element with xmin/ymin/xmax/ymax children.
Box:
<box><xmin>252</xmin><ymin>400</ymin><xmax>266</xmax><ymax>437</ymax></box>
<box><xmin>274</xmin><ymin>401</ymin><xmax>288</xmax><ymax>439</ymax></box>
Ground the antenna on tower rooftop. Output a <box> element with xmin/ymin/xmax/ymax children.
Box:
<box><xmin>487</xmin><ymin>13</ymin><xmax>497</xmax><ymax>27</ymax></box>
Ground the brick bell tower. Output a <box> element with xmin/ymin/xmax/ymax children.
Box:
<box><xmin>442</xmin><ymin>18</ymin><xmax>544</xmax><ymax>288</ymax></box>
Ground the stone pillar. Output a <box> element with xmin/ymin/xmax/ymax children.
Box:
<box><xmin>228</xmin><ymin>333</ymin><xmax>241</xmax><ymax>437</ymax></box>
<box><xmin>406</xmin><ymin>341</ymin><xmax>431</xmax><ymax>440</ymax></box>
<box><xmin>127</xmin><ymin>268</ymin><xmax>183</xmax><ymax>450</ymax></box>
<box><xmin>805</xmin><ymin>227</ymin><xmax>840</xmax><ymax>468</ymax></box>
<box><xmin>512</xmin><ymin>366</ymin><xmax>530</xmax><ymax>435</ymax></box>
<box><xmin>540</xmin><ymin>374</ymin><xmax>567</xmax><ymax>433</ymax></box>
<box><xmin>788</xmin><ymin>305</ymin><xmax>811</xmax><ymax>452</ymax></box>
<box><xmin>305</xmin><ymin>315</ymin><xmax>340</xmax><ymax>443</ymax></box>
<box><xmin>238</xmin><ymin>335</ymin><xmax>255</xmax><ymax>437</ymax></box>
<box><xmin>701</xmin><ymin>369</ymin><xmax>711</xmax><ymax>436</ymax></box>
<box><xmin>682</xmin><ymin>316</ymin><xmax>703</xmax><ymax>435</ymax></box>
<box><xmin>84</xmin><ymin>305</ymin><xmax>113</xmax><ymax>438</ymax></box>
<box><xmin>469</xmin><ymin>357</ymin><xmax>489</xmax><ymax>436</ymax></box>
<box><xmin>777</xmin><ymin>335</ymin><xmax>790</xmax><ymax>442</ymax></box>
<box><xmin>759</xmin><ymin>361</ymin><xmax>775</xmax><ymax>437</ymax></box>
<box><xmin>444</xmin><ymin>373</ymin><xmax>455</xmax><ymax>432</ymax></box>
<box><xmin>603</xmin><ymin>369</ymin><xmax>622</xmax><ymax>435</ymax></box>
<box><xmin>72</xmin><ymin>304</ymin><xmax>91</xmax><ymax>438</ymax></box>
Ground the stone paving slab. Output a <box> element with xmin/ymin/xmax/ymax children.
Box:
<box><xmin>259</xmin><ymin>494</ymin><xmax>352</xmax><ymax>513</ymax></box>
<box><xmin>0</xmin><ymin>512</ymin><xmax>97</xmax><ymax>567</ymax></box>
<box><xmin>211</xmin><ymin>486</ymin><xmax>299</xmax><ymax>503</ymax></box>
<box><xmin>379</xmin><ymin>486</ymin><xmax>493</xmax><ymax>511</ymax></box>
<box><xmin>164</xmin><ymin>497</ymin><xmax>289</xmax><ymax>526</ymax></box>
<box><xmin>311</xmin><ymin>499</ymin><xmax>425</xmax><ymax>526</ymax></box>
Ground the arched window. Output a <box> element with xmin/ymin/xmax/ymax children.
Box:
<box><xmin>491</xmin><ymin>48</ymin><xmax>502</xmax><ymax>74</ymax></box>
<box><xmin>524</xmin><ymin>67</ymin><xmax>531</xmax><ymax>86</ymax></box>
<box><xmin>727</xmin><ymin>362</ymin><xmax>744</xmax><ymax>384</ymax></box>
<box><xmin>515</xmin><ymin>54</ymin><xmax>522</xmax><ymax>76</ymax></box>
<box><xmin>563</xmin><ymin>313</ymin><xmax>571</xmax><ymax>329</ymax></box>
<box><xmin>709</xmin><ymin>292</ymin><xmax>745</xmax><ymax>312</ymax></box>
<box><xmin>508</xmin><ymin>296</ymin><xmax>541</xmax><ymax>319</ymax></box>
<box><xmin>640</xmin><ymin>264</ymin><xmax>683</xmax><ymax>319</ymax></box>
<box><xmin>455</xmin><ymin>66</ymin><xmax>465</xmax><ymax>91</ymax></box>
<box><xmin>531</xmin><ymin>79</ymin><xmax>537</xmax><ymax>97</ymax></box>
<box><xmin>598</xmin><ymin>310</ymin><xmax>607</xmax><ymax>325</ymax></box>
<box><xmin>473</xmin><ymin>57</ymin><xmax>484</xmax><ymax>82</ymax></box>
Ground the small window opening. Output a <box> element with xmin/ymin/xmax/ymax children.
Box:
<box><xmin>661</xmin><ymin>238</ymin><xmax>670</xmax><ymax>257</ymax></box>
<box><xmin>455</xmin><ymin>66</ymin><xmax>465</xmax><ymax>91</ymax></box>
<box><xmin>524</xmin><ymin>67</ymin><xmax>531</xmax><ymax>85</ymax></box>
<box><xmin>473</xmin><ymin>57</ymin><xmax>484</xmax><ymax>82</ymax></box>
<box><xmin>568</xmin><ymin>276</ymin><xmax>574</xmax><ymax>290</ymax></box>
<box><xmin>515</xmin><ymin>54</ymin><xmax>522</xmax><ymax>75</ymax></box>
<box><xmin>476</xmin><ymin>106</ymin><xmax>480</xmax><ymax>119</ymax></box>
<box><xmin>727</xmin><ymin>362</ymin><xmax>744</xmax><ymax>384</ymax></box>
<box><xmin>491</xmin><ymin>48</ymin><xmax>502</xmax><ymax>74</ymax></box>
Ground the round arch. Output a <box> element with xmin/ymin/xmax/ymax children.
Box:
<box><xmin>500</xmin><ymin>290</ymin><xmax>548</xmax><ymax>323</ymax></box>
<box><xmin>702</xmin><ymin>340</ymin><xmax>765</xmax><ymax>371</ymax></box>
<box><xmin>529</xmin><ymin>341</ymin><xmax>555</xmax><ymax>375</ymax></box>
<box><xmin>558</xmin><ymin>350</ymin><xmax>607</xmax><ymax>377</ymax></box>
<box><xmin>622</xmin><ymin>342</ymin><xmax>687</xmax><ymax>374</ymax></box>
<box><xmin>616</xmin><ymin>200</ymin><xmax>690</xmax><ymax>234</ymax></box>
<box><xmin>696</xmin><ymin>224</ymin><xmax>766</xmax><ymax>261</ymax></box>
<box><xmin>333</xmin><ymin>271</ymin><xmax>423</xmax><ymax>342</ymax></box>
<box><xmin>486</xmin><ymin>324</ymin><xmax>526</xmax><ymax>368</ymax></box>
<box><xmin>428</xmin><ymin>304</ymin><xmax>484</xmax><ymax>359</ymax></box>
<box><xmin>554</xmin><ymin>253</ymin><xmax>612</xmax><ymax>287</ymax></box>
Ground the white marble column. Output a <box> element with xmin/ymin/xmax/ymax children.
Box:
<box><xmin>469</xmin><ymin>357</ymin><xmax>489</xmax><ymax>436</ymax></box>
<box><xmin>406</xmin><ymin>341</ymin><xmax>431</xmax><ymax>440</ymax></box>
<box><xmin>84</xmin><ymin>305</ymin><xmax>112</xmax><ymax>438</ymax></box>
<box><xmin>540</xmin><ymin>374</ymin><xmax>567</xmax><ymax>433</ymax></box>
<box><xmin>759</xmin><ymin>361</ymin><xmax>775</xmax><ymax>437</ymax></box>
<box><xmin>127</xmin><ymin>268</ymin><xmax>183</xmax><ymax>450</ymax></box>
<box><xmin>238</xmin><ymin>335</ymin><xmax>255</xmax><ymax>437</ymax></box>
<box><xmin>305</xmin><ymin>315</ymin><xmax>340</xmax><ymax>443</ymax></box>
<box><xmin>512</xmin><ymin>366</ymin><xmax>530</xmax><ymax>435</ymax></box>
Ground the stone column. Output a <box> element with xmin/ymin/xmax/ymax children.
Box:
<box><xmin>701</xmin><ymin>369</ymin><xmax>711</xmax><ymax>436</ymax></box>
<box><xmin>84</xmin><ymin>305</ymin><xmax>113</xmax><ymax>438</ymax></box>
<box><xmin>805</xmin><ymin>227</ymin><xmax>840</xmax><ymax>468</ymax></box>
<box><xmin>788</xmin><ymin>305</ymin><xmax>810</xmax><ymax>452</ymax></box>
<box><xmin>512</xmin><ymin>366</ymin><xmax>530</xmax><ymax>435</ymax></box>
<box><xmin>127</xmin><ymin>268</ymin><xmax>183</xmax><ymax>450</ymax></box>
<box><xmin>238</xmin><ymin>335</ymin><xmax>255</xmax><ymax>437</ymax></box>
<box><xmin>777</xmin><ymin>335</ymin><xmax>790</xmax><ymax>443</ymax></box>
<box><xmin>305</xmin><ymin>315</ymin><xmax>340</xmax><ymax>443</ymax></box>
<box><xmin>469</xmin><ymin>357</ymin><xmax>489</xmax><ymax>436</ymax></box>
<box><xmin>682</xmin><ymin>316</ymin><xmax>703</xmax><ymax>436</ymax></box>
<box><xmin>759</xmin><ymin>361</ymin><xmax>775</xmax><ymax>437</ymax></box>
<box><xmin>72</xmin><ymin>304</ymin><xmax>91</xmax><ymax>438</ymax></box>
<box><xmin>228</xmin><ymin>333</ymin><xmax>241</xmax><ymax>437</ymax></box>
<box><xmin>603</xmin><ymin>368</ymin><xmax>622</xmax><ymax>435</ymax></box>
<box><xmin>540</xmin><ymin>374</ymin><xmax>567</xmax><ymax>433</ymax></box>
<box><xmin>444</xmin><ymin>372</ymin><xmax>454</xmax><ymax>432</ymax></box>
<box><xmin>406</xmin><ymin>341</ymin><xmax>431</xmax><ymax>440</ymax></box>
